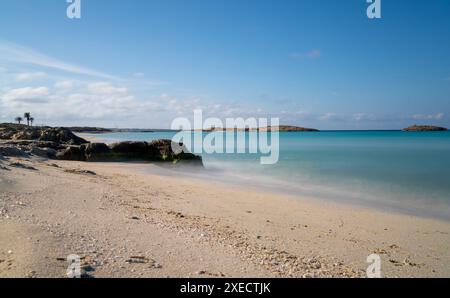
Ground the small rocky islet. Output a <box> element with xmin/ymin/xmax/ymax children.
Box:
<box><xmin>0</xmin><ymin>123</ymin><xmax>202</xmax><ymax>165</ymax></box>
<box><xmin>402</xmin><ymin>125</ymin><xmax>448</xmax><ymax>132</ymax></box>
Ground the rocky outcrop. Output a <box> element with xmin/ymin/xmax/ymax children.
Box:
<box><xmin>29</xmin><ymin>147</ymin><xmax>57</xmax><ymax>159</ymax></box>
<box><xmin>0</xmin><ymin>123</ymin><xmax>202</xmax><ymax>165</ymax></box>
<box><xmin>11</xmin><ymin>128</ymin><xmax>42</xmax><ymax>140</ymax></box>
<box><xmin>108</xmin><ymin>140</ymin><xmax>202</xmax><ymax>164</ymax></box>
<box><xmin>403</xmin><ymin>125</ymin><xmax>448</xmax><ymax>132</ymax></box>
<box><xmin>84</xmin><ymin>143</ymin><xmax>111</xmax><ymax>161</ymax></box>
<box><xmin>110</xmin><ymin>141</ymin><xmax>149</xmax><ymax>157</ymax></box>
<box><xmin>56</xmin><ymin>146</ymin><xmax>87</xmax><ymax>161</ymax></box>
<box><xmin>0</xmin><ymin>124</ymin><xmax>88</xmax><ymax>145</ymax></box>
<box><xmin>39</xmin><ymin>127</ymin><xmax>88</xmax><ymax>145</ymax></box>
<box><xmin>148</xmin><ymin>140</ymin><xmax>201</xmax><ymax>163</ymax></box>
<box><xmin>52</xmin><ymin>140</ymin><xmax>202</xmax><ymax>165</ymax></box>
<box><xmin>0</xmin><ymin>123</ymin><xmax>27</xmax><ymax>140</ymax></box>
<box><xmin>1</xmin><ymin>140</ymin><xmax>64</xmax><ymax>150</ymax></box>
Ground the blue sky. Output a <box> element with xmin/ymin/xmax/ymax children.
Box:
<box><xmin>0</xmin><ymin>0</ymin><xmax>449</xmax><ymax>129</ymax></box>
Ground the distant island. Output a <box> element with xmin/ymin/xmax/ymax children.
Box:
<box><xmin>256</xmin><ymin>125</ymin><xmax>319</xmax><ymax>132</ymax></box>
<box><xmin>66</xmin><ymin>127</ymin><xmax>114</xmax><ymax>133</ymax></box>
<box><xmin>195</xmin><ymin>125</ymin><xmax>319</xmax><ymax>132</ymax></box>
<box><xmin>67</xmin><ymin>127</ymin><xmax>160</xmax><ymax>133</ymax></box>
<box><xmin>403</xmin><ymin>125</ymin><xmax>448</xmax><ymax>132</ymax></box>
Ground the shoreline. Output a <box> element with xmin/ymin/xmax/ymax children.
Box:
<box><xmin>1</xmin><ymin>156</ymin><xmax>449</xmax><ymax>277</ymax></box>
<box><xmin>76</xmin><ymin>132</ymin><xmax>450</xmax><ymax>222</ymax></box>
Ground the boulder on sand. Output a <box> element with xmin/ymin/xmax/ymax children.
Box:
<box><xmin>29</xmin><ymin>147</ymin><xmax>57</xmax><ymax>159</ymax></box>
<box><xmin>109</xmin><ymin>139</ymin><xmax>202</xmax><ymax>164</ymax></box>
<box><xmin>84</xmin><ymin>143</ymin><xmax>111</xmax><ymax>161</ymax></box>
<box><xmin>148</xmin><ymin>139</ymin><xmax>203</xmax><ymax>164</ymax></box>
<box><xmin>110</xmin><ymin>141</ymin><xmax>149</xmax><ymax>158</ymax></box>
<box><xmin>56</xmin><ymin>145</ymin><xmax>86</xmax><ymax>161</ymax></box>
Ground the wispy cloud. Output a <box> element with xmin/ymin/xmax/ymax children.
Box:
<box><xmin>15</xmin><ymin>71</ymin><xmax>46</xmax><ymax>81</ymax></box>
<box><xmin>0</xmin><ymin>40</ymin><xmax>117</xmax><ymax>80</ymax></box>
<box><xmin>290</xmin><ymin>49</ymin><xmax>321</xmax><ymax>60</ymax></box>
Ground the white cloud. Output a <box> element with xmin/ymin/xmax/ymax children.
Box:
<box><xmin>15</xmin><ymin>71</ymin><xmax>46</xmax><ymax>81</ymax></box>
<box><xmin>0</xmin><ymin>81</ymin><xmax>165</xmax><ymax>123</ymax></box>
<box><xmin>2</xmin><ymin>86</ymin><xmax>49</xmax><ymax>104</ymax></box>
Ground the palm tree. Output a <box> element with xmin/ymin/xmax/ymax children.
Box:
<box><xmin>29</xmin><ymin>117</ymin><xmax>34</xmax><ymax>127</ymax></box>
<box><xmin>15</xmin><ymin>117</ymin><xmax>23</xmax><ymax>124</ymax></box>
<box><xmin>24</xmin><ymin>112</ymin><xmax>31</xmax><ymax>126</ymax></box>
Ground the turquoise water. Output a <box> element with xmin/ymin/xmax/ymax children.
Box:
<box><xmin>83</xmin><ymin>131</ymin><xmax>450</xmax><ymax>219</ymax></box>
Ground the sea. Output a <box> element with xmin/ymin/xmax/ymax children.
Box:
<box><xmin>81</xmin><ymin>130</ymin><xmax>450</xmax><ymax>220</ymax></box>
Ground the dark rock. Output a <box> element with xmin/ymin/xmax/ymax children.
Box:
<box><xmin>108</xmin><ymin>140</ymin><xmax>202</xmax><ymax>165</ymax></box>
<box><xmin>39</xmin><ymin>127</ymin><xmax>88</xmax><ymax>145</ymax></box>
<box><xmin>1</xmin><ymin>140</ymin><xmax>62</xmax><ymax>150</ymax></box>
<box><xmin>84</xmin><ymin>143</ymin><xmax>111</xmax><ymax>161</ymax></box>
<box><xmin>33</xmin><ymin>141</ymin><xmax>62</xmax><ymax>150</ymax></box>
<box><xmin>64</xmin><ymin>169</ymin><xmax>96</xmax><ymax>175</ymax></box>
<box><xmin>29</xmin><ymin>147</ymin><xmax>57</xmax><ymax>159</ymax></box>
<box><xmin>0</xmin><ymin>146</ymin><xmax>29</xmax><ymax>158</ymax></box>
<box><xmin>56</xmin><ymin>145</ymin><xmax>86</xmax><ymax>161</ymax></box>
<box><xmin>403</xmin><ymin>125</ymin><xmax>448</xmax><ymax>132</ymax></box>
<box><xmin>110</xmin><ymin>141</ymin><xmax>149</xmax><ymax>157</ymax></box>
<box><xmin>148</xmin><ymin>139</ymin><xmax>202</xmax><ymax>164</ymax></box>
<box><xmin>8</xmin><ymin>162</ymin><xmax>37</xmax><ymax>171</ymax></box>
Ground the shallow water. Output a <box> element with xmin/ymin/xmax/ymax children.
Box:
<box><xmin>82</xmin><ymin>130</ymin><xmax>450</xmax><ymax>219</ymax></box>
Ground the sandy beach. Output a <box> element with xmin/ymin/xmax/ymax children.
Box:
<box><xmin>1</xmin><ymin>156</ymin><xmax>449</xmax><ymax>278</ymax></box>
